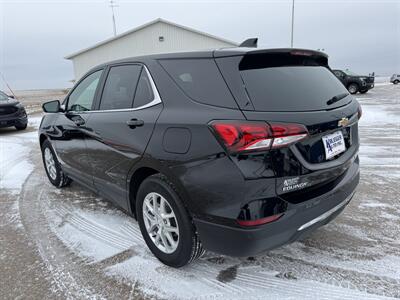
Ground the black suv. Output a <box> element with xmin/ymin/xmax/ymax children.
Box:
<box><xmin>333</xmin><ymin>69</ymin><xmax>374</xmax><ymax>94</ymax></box>
<box><xmin>39</xmin><ymin>48</ymin><xmax>360</xmax><ymax>267</ymax></box>
<box><xmin>0</xmin><ymin>90</ymin><xmax>28</xmax><ymax>130</ymax></box>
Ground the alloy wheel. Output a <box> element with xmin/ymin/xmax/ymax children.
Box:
<box><xmin>142</xmin><ymin>192</ymin><xmax>179</xmax><ymax>254</ymax></box>
<box><xmin>44</xmin><ymin>147</ymin><xmax>57</xmax><ymax>180</ymax></box>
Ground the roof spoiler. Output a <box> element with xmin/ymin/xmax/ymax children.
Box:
<box><xmin>239</xmin><ymin>38</ymin><xmax>258</xmax><ymax>48</ymax></box>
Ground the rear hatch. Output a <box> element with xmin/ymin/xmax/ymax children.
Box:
<box><xmin>215</xmin><ymin>49</ymin><xmax>360</xmax><ymax>202</ymax></box>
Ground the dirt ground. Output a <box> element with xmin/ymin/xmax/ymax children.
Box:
<box><xmin>0</xmin><ymin>84</ymin><xmax>399</xmax><ymax>299</ymax></box>
<box><xmin>12</xmin><ymin>89</ymin><xmax>69</xmax><ymax>114</ymax></box>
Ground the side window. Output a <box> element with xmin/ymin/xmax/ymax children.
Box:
<box><xmin>133</xmin><ymin>69</ymin><xmax>154</xmax><ymax>108</ymax></box>
<box><xmin>100</xmin><ymin>65</ymin><xmax>142</xmax><ymax>110</ymax></box>
<box><xmin>159</xmin><ymin>59</ymin><xmax>237</xmax><ymax>108</ymax></box>
<box><xmin>68</xmin><ymin>70</ymin><xmax>102</xmax><ymax>112</ymax></box>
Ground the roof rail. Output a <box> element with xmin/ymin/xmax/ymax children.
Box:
<box><xmin>239</xmin><ymin>38</ymin><xmax>258</xmax><ymax>48</ymax></box>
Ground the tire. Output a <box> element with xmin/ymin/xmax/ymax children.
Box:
<box><xmin>41</xmin><ymin>139</ymin><xmax>72</xmax><ymax>188</ymax></box>
<box><xmin>394</xmin><ymin>80</ymin><xmax>399</xmax><ymax>84</ymax></box>
<box><xmin>136</xmin><ymin>174</ymin><xmax>203</xmax><ymax>267</ymax></box>
<box><xmin>347</xmin><ymin>83</ymin><xmax>359</xmax><ymax>94</ymax></box>
<box><xmin>15</xmin><ymin>124</ymin><xmax>27</xmax><ymax>130</ymax></box>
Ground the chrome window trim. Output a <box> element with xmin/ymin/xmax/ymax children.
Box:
<box><xmin>87</xmin><ymin>65</ymin><xmax>162</xmax><ymax>114</ymax></box>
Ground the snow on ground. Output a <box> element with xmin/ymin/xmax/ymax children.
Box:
<box><xmin>1</xmin><ymin>85</ymin><xmax>400</xmax><ymax>299</ymax></box>
<box><xmin>40</xmin><ymin>190</ymin><xmax>395</xmax><ymax>300</ymax></box>
<box><xmin>0</xmin><ymin>116</ymin><xmax>41</xmax><ymax>193</ymax></box>
<box><xmin>374</xmin><ymin>76</ymin><xmax>391</xmax><ymax>85</ymax></box>
<box><xmin>360</xmin><ymin>105</ymin><xmax>399</xmax><ymax>125</ymax></box>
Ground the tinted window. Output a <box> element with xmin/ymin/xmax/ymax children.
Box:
<box><xmin>68</xmin><ymin>70</ymin><xmax>102</xmax><ymax>111</ymax></box>
<box><xmin>133</xmin><ymin>69</ymin><xmax>154</xmax><ymax>108</ymax></box>
<box><xmin>100</xmin><ymin>65</ymin><xmax>142</xmax><ymax>110</ymax></box>
<box><xmin>240</xmin><ymin>66</ymin><xmax>349</xmax><ymax>112</ymax></box>
<box><xmin>160</xmin><ymin>59</ymin><xmax>237</xmax><ymax>108</ymax></box>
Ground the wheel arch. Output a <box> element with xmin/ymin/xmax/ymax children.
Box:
<box><xmin>127</xmin><ymin>160</ymin><xmax>191</xmax><ymax>218</ymax></box>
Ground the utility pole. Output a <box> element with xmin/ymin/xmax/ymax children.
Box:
<box><xmin>109</xmin><ymin>0</ymin><xmax>118</xmax><ymax>36</ymax></box>
<box><xmin>290</xmin><ymin>0</ymin><xmax>295</xmax><ymax>48</ymax></box>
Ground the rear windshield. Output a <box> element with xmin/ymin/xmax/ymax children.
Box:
<box><xmin>159</xmin><ymin>58</ymin><xmax>237</xmax><ymax>108</ymax></box>
<box><xmin>239</xmin><ymin>57</ymin><xmax>349</xmax><ymax>111</ymax></box>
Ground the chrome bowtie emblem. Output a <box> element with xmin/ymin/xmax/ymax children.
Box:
<box><xmin>338</xmin><ymin>117</ymin><xmax>349</xmax><ymax>127</ymax></box>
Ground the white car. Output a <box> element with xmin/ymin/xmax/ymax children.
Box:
<box><xmin>390</xmin><ymin>74</ymin><xmax>400</xmax><ymax>84</ymax></box>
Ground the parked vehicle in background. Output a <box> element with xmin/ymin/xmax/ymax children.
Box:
<box><xmin>0</xmin><ymin>90</ymin><xmax>28</xmax><ymax>130</ymax></box>
<box><xmin>333</xmin><ymin>69</ymin><xmax>375</xmax><ymax>94</ymax></box>
<box><xmin>390</xmin><ymin>74</ymin><xmax>400</xmax><ymax>84</ymax></box>
<box><xmin>39</xmin><ymin>47</ymin><xmax>361</xmax><ymax>267</ymax></box>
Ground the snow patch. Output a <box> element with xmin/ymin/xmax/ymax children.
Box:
<box><xmin>359</xmin><ymin>105</ymin><xmax>399</xmax><ymax>125</ymax></box>
<box><xmin>0</xmin><ymin>115</ymin><xmax>41</xmax><ymax>193</ymax></box>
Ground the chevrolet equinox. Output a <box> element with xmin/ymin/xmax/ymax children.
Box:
<box><xmin>39</xmin><ymin>47</ymin><xmax>360</xmax><ymax>267</ymax></box>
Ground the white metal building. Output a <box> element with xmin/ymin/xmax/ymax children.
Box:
<box><xmin>65</xmin><ymin>18</ymin><xmax>238</xmax><ymax>80</ymax></box>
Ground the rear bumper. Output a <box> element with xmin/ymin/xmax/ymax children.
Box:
<box><xmin>194</xmin><ymin>159</ymin><xmax>359</xmax><ymax>257</ymax></box>
<box><xmin>0</xmin><ymin>115</ymin><xmax>28</xmax><ymax>128</ymax></box>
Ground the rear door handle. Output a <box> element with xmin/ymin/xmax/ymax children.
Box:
<box><xmin>126</xmin><ymin>119</ymin><xmax>144</xmax><ymax>128</ymax></box>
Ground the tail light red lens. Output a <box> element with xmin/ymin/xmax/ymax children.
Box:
<box><xmin>211</xmin><ymin>122</ymin><xmax>272</xmax><ymax>152</ymax></box>
<box><xmin>270</xmin><ymin>123</ymin><xmax>308</xmax><ymax>148</ymax></box>
<box><xmin>210</xmin><ymin>121</ymin><xmax>308</xmax><ymax>153</ymax></box>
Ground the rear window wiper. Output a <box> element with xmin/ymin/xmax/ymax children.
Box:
<box><xmin>326</xmin><ymin>93</ymin><xmax>349</xmax><ymax>105</ymax></box>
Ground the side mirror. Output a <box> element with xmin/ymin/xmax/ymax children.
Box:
<box><xmin>42</xmin><ymin>100</ymin><xmax>61</xmax><ymax>113</ymax></box>
<box><xmin>8</xmin><ymin>95</ymin><xmax>15</xmax><ymax>99</ymax></box>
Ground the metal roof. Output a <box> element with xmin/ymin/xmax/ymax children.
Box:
<box><xmin>65</xmin><ymin>18</ymin><xmax>239</xmax><ymax>59</ymax></box>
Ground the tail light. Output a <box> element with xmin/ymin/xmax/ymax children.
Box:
<box><xmin>269</xmin><ymin>123</ymin><xmax>308</xmax><ymax>148</ymax></box>
<box><xmin>358</xmin><ymin>105</ymin><xmax>362</xmax><ymax>119</ymax></box>
<box><xmin>210</xmin><ymin>121</ymin><xmax>308</xmax><ymax>153</ymax></box>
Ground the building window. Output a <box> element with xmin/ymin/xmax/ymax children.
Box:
<box><xmin>159</xmin><ymin>36</ymin><xmax>164</xmax><ymax>42</ymax></box>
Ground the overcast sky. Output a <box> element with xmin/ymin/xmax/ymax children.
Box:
<box><xmin>1</xmin><ymin>0</ymin><xmax>399</xmax><ymax>90</ymax></box>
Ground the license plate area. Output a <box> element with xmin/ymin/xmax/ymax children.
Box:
<box><xmin>322</xmin><ymin>130</ymin><xmax>346</xmax><ymax>160</ymax></box>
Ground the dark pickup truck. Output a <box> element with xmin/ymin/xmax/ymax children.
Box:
<box><xmin>333</xmin><ymin>69</ymin><xmax>374</xmax><ymax>94</ymax></box>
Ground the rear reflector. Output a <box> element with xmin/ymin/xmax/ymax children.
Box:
<box><xmin>210</xmin><ymin>121</ymin><xmax>308</xmax><ymax>153</ymax></box>
<box><xmin>237</xmin><ymin>213</ymin><xmax>283</xmax><ymax>227</ymax></box>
